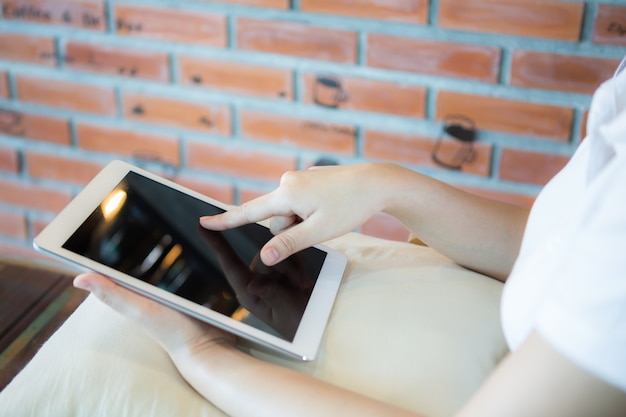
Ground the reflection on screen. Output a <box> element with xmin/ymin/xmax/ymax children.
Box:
<box><xmin>63</xmin><ymin>172</ymin><xmax>326</xmax><ymax>341</ymax></box>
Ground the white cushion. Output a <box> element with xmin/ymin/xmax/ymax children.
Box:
<box><xmin>0</xmin><ymin>233</ymin><xmax>507</xmax><ymax>417</ymax></box>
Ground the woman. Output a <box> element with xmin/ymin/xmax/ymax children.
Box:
<box><xmin>74</xmin><ymin>63</ymin><xmax>626</xmax><ymax>416</ymax></box>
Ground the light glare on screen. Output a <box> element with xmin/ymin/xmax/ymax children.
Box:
<box><xmin>101</xmin><ymin>189</ymin><xmax>127</xmax><ymax>220</ymax></box>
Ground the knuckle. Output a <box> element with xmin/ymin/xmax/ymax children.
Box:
<box><xmin>237</xmin><ymin>202</ymin><xmax>254</xmax><ymax>224</ymax></box>
<box><xmin>94</xmin><ymin>286</ymin><xmax>118</xmax><ymax>310</ymax></box>
<box><xmin>279</xmin><ymin>170</ymin><xmax>297</xmax><ymax>185</ymax></box>
<box><xmin>269</xmin><ymin>223</ymin><xmax>280</xmax><ymax>236</ymax></box>
<box><xmin>269</xmin><ymin>215</ymin><xmax>293</xmax><ymax>235</ymax></box>
<box><xmin>269</xmin><ymin>218</ymin><xmax>282</xmax><ymax>235</ymax></box>
<box><xmin>277</xmin><ymin>232</ymin><xmax>300</xmax><ymax>256</ymax></box>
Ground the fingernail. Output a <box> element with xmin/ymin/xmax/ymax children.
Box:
<box><xmin>263</xmin><ymin>247</ymin><xmax>279</xmax><ymax>265</ymax></box>
<box><xmin>73</xmin><ymin>275</ymin><xmax>92</xmax><ymax>291</ymax></box>
<box><xmin>199</xmin><ymin>216</ymin><xmax>215</xmax><ymax>228</ymax></box>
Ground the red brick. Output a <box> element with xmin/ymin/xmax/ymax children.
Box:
<box><xmin>25</xmin><ymin>152</ymin><xmax>103</xmax><ymax>185</ymax></box>
<box><xmin>439</xmin><ymin>0</ymin><xmax>584</xmax><ymax>41</ymax></box>
<box><xmin>0</xmin><ymin>239</ymin><xmax>65</xmax><ymax>262</ymax></box>
<box><xmin>436</xmin><ymin>91</ymin><xmax>574</xmax><ymax>142</ymax></box>
<box><xmin>174</xmin><ymin>176</ymin><xmax>234</xmax><ymax>205</ymax></box>
<box><xmin>30</xmin><ymin>217</ymin><xmax>49</xmax><ymax>237</ymax></box>
<box><xmin>300</xmin><ymin>0</ymin><xmax>428</xmax><ymax>24</ymax></box>
<box><xmin>237</xmin><ymin>18</ymin><xmax>358</xmax><ymax>64</ymax></box>
<box><xmin>0</xmin><ymin>109</ymin><xmax>71</xmax><ymax>145</ymax></box>
<box><xmin>0</xmin><ymin>73</ymin><xmax>9</xmax><ymax>98</ymax></box>
<box><xmin>0</xmin><ymin>178</ymin><xmax>72</xmax><ymax>212</ymax></box>
<box><xmin>510</xmin><ymin>51</ymin><xmax>619</xmax><ymax>94</ymax></box>
<box><xmin>179</xmin><ymin>56</ymin><xmax>293</xmax><ymax>100</ymax></box>
<box><xmin>362</xmin><ymin>212</ymin><xmax>410</xmax><ymax>242</ymax></box>
<box><xmin>115</xmin><ymin>4</ymin><xmax>227</xmax><ymax>47</ymax></box>
<box><xmin>363</xmin><ymin>129</ymin><xmax>492</xmax><ymax>176</ymax></box>
<box><xmin>0</xmin><ymin>210</ymin><xmax>27</xmax><ymax>238</ymax></box>
<box><xmin>240</xmin><ymin>110</ymin><xmax>356</xmax><ymax>155</ymax></box>
<box><xmin>238</xmin><ymin>186</ymin><xmax>271</xmax><ymax>204</ymax></box>
<box><xmin>499</xmin><ymin>148</ymin><xmax>570</xmax><ymax>185</ymax></box>
<box><xmin>0</xmin><ymin>241</ymin><xmax>56</xmax><ymax>263</ymax></box>
<box><xmin>65</xmin><ymin>41</ymin><xmax>170</xmax><ymax>82</ymax></box>
<box><xmin>0</xmin><ymin>33</ymin><xmax>56</xmax><ymax>66</ymax></box>
<box><xmin>122</xmin><ymin>92</ymin><xmax>232</xmax><ymax>136</ymax></box>
<box><xmin>16</xmin><ymin>76</ymin><xmax>117</xmax><ymax>115</ymax></box>
<box><xmin>302</xmin><ymin>73</ymin><xmax>426</xmax><ymax>118</ymax></box>
<box><xmin>2</xmin><ymin>0</ymin><xmax>106</xmax><ymax>31</ymax></box>
<box><xmin>211</xmin><ymin>0</ymin><xmax>289</xmax><ymax>8</ymax></box>
<box><xmin>0</xmin><ymin>146</ymin><xmax>19</xmax><ymax>173</ymax></box>
<box><xmin>459</xmin><ymin>185</ymin><xmax>535</xmax><ymax>209</ymax></box>
<box><xmin>76</xmin><ymin>123</ymin><xmax>180</xmax><ymax>167</ymax></box>
<box><xmin>368</xmin><ymin>34</ymin><xmax>501</xmax><ymax>83</ymax></box>
<box><xmin>187</xmin><ymin>141</ymin><xmax>295</xmax><ymax>183</ymax></box>
<box><xmin>593</xmin><ymin>5</ymin><xmax>626</xmax><ymax>47</ymax></box>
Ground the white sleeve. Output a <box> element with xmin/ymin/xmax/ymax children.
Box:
<box><xmin>535</xmin><ymin>152</ymin><xmax>626</xmax><ymax>392</ymax></box>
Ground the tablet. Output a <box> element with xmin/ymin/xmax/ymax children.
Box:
<box><xmin>34</xmin><ymin>160</ymin><xmax>348</xmax><ymax>361</ymax></box>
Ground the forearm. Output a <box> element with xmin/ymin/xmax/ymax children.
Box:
<box><xmin>201</xmin><ymin>162</ymin><xmax>529</xmax><ymax>278</ymax></box>
<box><xmin>175</xmin><ymin>344</ymin><xmax>421</xmax><ymax>417</ymax></box>
<box><xmin>374</xmin><ymin>164</ymin><xmax>529</xmax><ymax>281</ymax></box>
<box><xmin>75</xmin><ymin>274</ymin><xmax>422</xmax><ymax>417</ymax></box>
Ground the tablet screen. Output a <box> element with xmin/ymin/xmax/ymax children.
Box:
<box><xmin>62</xmin><ymin>172</ymin><xmax>326</xmax><ymax>342</ymax></box>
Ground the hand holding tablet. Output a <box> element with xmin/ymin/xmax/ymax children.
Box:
<box><xmin>34</xmin><ymin>160</ymin><xmax>348</xmax><ymax>360</ymax></box>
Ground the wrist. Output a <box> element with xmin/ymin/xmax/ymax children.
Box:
<box><xmin>369</xmin><ymin>163</ymin><xmax>430</xmax><ymax>218</ymax></box>
<box><xmin>170</xmin><ymin>337</ymin><xmax>250</xmax><ymax>398</ymax></box>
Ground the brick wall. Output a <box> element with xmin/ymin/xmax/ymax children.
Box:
<box><xmin>0</xmin><ymin>0</ymin><xmax>625</xmax><ymax>260</ymax></box>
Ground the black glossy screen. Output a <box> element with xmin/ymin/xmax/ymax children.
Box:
<box><xmin>63</xmin><ymin>172</ymin><xmax>326</xmax><ymax>341</ymax></box>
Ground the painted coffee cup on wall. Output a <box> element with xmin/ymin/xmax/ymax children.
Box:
<box><xmin>313</xmin><ymin>75</ymin><xmax>349</xmax><ymax>108</ymax></box>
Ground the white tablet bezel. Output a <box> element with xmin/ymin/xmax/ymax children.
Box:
<box><xmin>34</xmin><ymin>160</ymin><xmax>347</xmax><ymax>361</ymax></box>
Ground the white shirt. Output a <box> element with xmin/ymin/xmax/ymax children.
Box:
<box><xmin>501</xmin><ymin>60</ymin><xmax>626</xmax><ymax>392</ymax></box>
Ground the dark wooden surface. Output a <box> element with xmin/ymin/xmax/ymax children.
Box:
<box><xmin>0</xmin><ymin>259</ymin><xmax>88</xmax><ymax>391</ymax></box>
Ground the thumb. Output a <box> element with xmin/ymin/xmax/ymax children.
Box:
<box><xmin>74</xmin><ymin>273</ymin><xmax>181</xmax><ymax>331</ymax></box>
<box><xmin>261</xmin><ymin>225</ymin><xmax>312</xmax><ymax>266</ymax></box>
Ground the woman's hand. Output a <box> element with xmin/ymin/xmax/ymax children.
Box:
<box><xmin>201</xmin><ymin>164</ymin><xmax>393</xmax><ymax>266</ymax></box>
<box><xmin>73</xmin><ymin>273</ymin><xmax>236</xmax><ymax>374</ymax></box>
<box><xmin>72</xmin><ymin>272</ymin><xmax>421</xmax><ymax>417</ymax></box>
<box><xmin>201</xmin><ymin>161</ymin><xmax>529</xmax><ymax>280</ymax></box>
